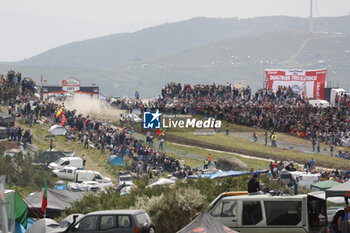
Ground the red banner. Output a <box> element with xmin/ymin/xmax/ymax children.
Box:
<box><xmin>265</xmin><ymin>69</ymin><xmax>327</xmax><ymax>100</ymax></box>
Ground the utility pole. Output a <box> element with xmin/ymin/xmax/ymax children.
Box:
<box><xmin>309</xmin><ymin>0</ymin><xmax>313</xmax><ymax>34</ymax></box>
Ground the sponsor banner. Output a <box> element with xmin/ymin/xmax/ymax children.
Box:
<box><xmin>265</xmin><ymin>69</ymin><xmax>327</xmax><ymax>99</ymax></box>
<box><xmin>61</xmin><ymin>76</ymin><xmax>80</xmax><ymax>87</ymax></box>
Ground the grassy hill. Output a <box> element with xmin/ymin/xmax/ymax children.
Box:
<box><xmin>101</xmin><ymin>31</ymin><xmax>350</xmax><ymax>97</ymax></box>
<box><xmin>6</xmin><ymin>16</ymin><xmax>350</xmax><ymax>69</ymax></box>
<box><xmin>1</xmin><ymin>30</ymin><xmax>350</xmax><ymax>98</ymax></box>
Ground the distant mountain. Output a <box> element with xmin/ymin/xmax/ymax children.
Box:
<box><xmin>98</xmin><ymin>31</ymin><xmax>350</xmax><ymax>97</ymax></box>
<box><xmin>11</xmin><ymin>16</ymin><xmax>350</xmax><ymax>69</ymax></box>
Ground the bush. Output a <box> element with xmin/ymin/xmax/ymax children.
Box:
<box><xmin>132</xmin><ymin>187</ymin><xmax>206</xmax><ymax>233</ymax></box>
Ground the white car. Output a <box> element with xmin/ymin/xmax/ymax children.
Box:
<box><xmin>68</xmin><ymin>181</ymin><xmax>113</xmax><ymax>192</ymax></box>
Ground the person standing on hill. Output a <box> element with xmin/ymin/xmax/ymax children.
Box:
<box><xmin>82</xmin><ymin>154</ymin><xmax>86</xmax><ymax>167</ymax></box>
<box><xmin>253</xmin><ymin>132</ymin><xmax>258</xmax><ymax>142</ymax></box>
<box><xmin>309</xmin><ymin>158</ymin><xmax>315</xmax><ymax>170</ymax></box>
<box><xmin>207</xmin><ymin>154</ymin><xmax>212</xmax><ymax>166</ymax></box>
<box><xmin>271</xmin><ymin>132</ymin><xmax>277</xmax><ymax>147</ymax></box>
<box><xmin>264</xmin><ymin>132</ymin><xmax>268</xmax><ymax>146</ymax></box>
<box><xmin>50</xmin><ymin>139</ymin><xmax>54</xmax><ymax>151</ymax></box>
<box><xmin>84</xmin><ymin>135</ymin><xmax>89</xmax><ymax>149</ymax></box>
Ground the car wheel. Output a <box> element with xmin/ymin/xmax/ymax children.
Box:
<box><xmin>149</xmin><ymin>226</ymin><xmax>156</xmax><ymax>233</ymax></box>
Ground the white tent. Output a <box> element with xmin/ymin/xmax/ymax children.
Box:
<box><xmin>49</xmin><ymin>125</ymin><xmax>67</xmax><ymax>136</ymax></box>
<box><xmin>147</xmin><ymin>178</ymin><xmax>175</xmax><ymax>187</ymax></box>
<box><xmin>26</xmin><ymin>218</ymin><xmax>64</xmax><ymax>233</ymax></box>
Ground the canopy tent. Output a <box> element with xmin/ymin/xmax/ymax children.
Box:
<box><xmin>188</xmin><ymin>170</ymin><xmax>269</xmax><ymax>181</ymax></box>
<box><xmin>38</xmin><ymin>150</ymin><xmax>75</xmax><ymax>164</ymax></box>
<box><xmin>25</xmin><ymin>189</ymin><xmax>85</xmax><ymax>218</ymax></box>
<box><xmin>26</xmin><ymin>218</ymin><xmax>65</xmax><ymax>233</ymax></box>
<box><xmin>308</xmin><ymin>191</ymin><xmax>345</xmax><ymax>204</ymax></box>
<box><xmin>326</xmin><ymin>181</ymin><xmax>350</xmax><ymax>198</ymax></box>
<box><xmin>107</xmin><ymin>155</ymin><xmax>124</xmax><ymax>165</ymax></box>
<box><xmin>177</xmin><ymin>211</ymin><xmax>238</xmax><ymax>233</ymax></box>
<box><xmin>147</xmin><ymin>178</ymin><xmax>175</xmax><ymax>187</ymax></box>
<box><xmin>54</xmin><ymin>180</ymin><xmax>67</xmax><ymax>190</ymax></box>
<box><xmin>49</xmin><ymin>125</ymin><xmax>67</xmax><ymax>136</ymax></box>
<box><xmin>311</xmin><ymin>180</ymin><xmax>340</xmax><ymax>191</ymax></box>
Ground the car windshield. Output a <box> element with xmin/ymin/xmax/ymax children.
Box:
<box><xmin>120</xmin><ymin>176</ymin><xmax>132</xmax><ymax>182</ymax></box>
<box><xmin>55</xmin><ymin>158</ymin><xmax>63</xmax><ymax>164</ymax></box>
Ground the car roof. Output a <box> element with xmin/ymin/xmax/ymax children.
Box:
<box><xmin>60</xmin><ymin>157</ymin><xmax>81</xmax><ymax>161</ymax></box>
<box><xmin>86</xmin><ymin>209</ymin><xmax>146</xmax><ymax>216</ymax></box>
<box><xmin>221</xmin><ymin>194</ymin><xmax>307</xmax><ymax>201</ymax></box>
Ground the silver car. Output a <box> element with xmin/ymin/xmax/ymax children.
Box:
<box><xmin>66</xmin><ymin>209</ymin><xmax>155</xmax><ymax>233</ymax></box>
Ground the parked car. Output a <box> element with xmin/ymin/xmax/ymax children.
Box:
<box><xmin>209</xmin><ymin>193</ymin><xmax>327</xmax><ymax>233</ymax></box>
<box><xmin>52</xmin><ymin>167</ymin><xmax>111</xmax><ymax>184</ymax></box>
<box><xmin>68</xmin><ymin>181</ymin><xmax>113</xmax><ymax>192</ymax></box>
<box><xmin>48</xmin><ymin>157</ymin><xmax>83</xmax><ymax>170</ymax></box>
<box><xmin>65</xmin><ymin>209</ymin><xmax>155</xmax><ymax>233</ymax></box>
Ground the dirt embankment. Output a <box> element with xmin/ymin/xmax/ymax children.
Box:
<box><xmin>161</xmin><ymin>133</ymin><xmax>343</xmax><ymax>170</ymax></box>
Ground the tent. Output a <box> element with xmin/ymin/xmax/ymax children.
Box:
<box><xmin>26</xmin><ymin>218</ymin><xmax>65</xmax><ymax>233</ymax></box>
<box><xmin>147</xmin><ymin>178</ymin><xmax>175</xmax><ymax>187</ymax></box>
<box><xmin>326</xmin><ymin>181</ymin><xmax>350</xmax><ymax>198</ymax></box>
<box><xmin>188</xmin><ymin>170</ymin><xmax>269</xmax><ymax>181</ymax></box>
<box><xmin>311</xmin><ymin>180</ymin><xmax>340</xmax><ymax>191</ymax></box>
<box><xmin>177</xmin><ymin>211</ymin><xmax>238</xmax><ymax>233</ymax></box>
<box><xmin>54</xmin><ymin>181</ymin><xmax>67</xmax><ymax>190</ymax></box>
<box><xmin>49</xmin><ymin>125</ymin><xmax>67</xmax><ymax>136</ymax></box>
<box><xmin>25</xmin><ymin>189</ymin><xmax>85</xmax><ymax>218</ymax></box>
<box><xmin>38</xmin><ymin>150</ymin><xmax>75</xmax><ymax>163</ymax></box>
<box><xmin>107</xmin><ymin>155</ymin><xmax>124</xmax><ymax>165</ymax></box>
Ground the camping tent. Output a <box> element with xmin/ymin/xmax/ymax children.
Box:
<box><xmin>54</xmin><ymin>181</ymin><xmax>67</xmax><ymax>190</ymax></box>
<box><xmin>177</xmin><ymin>211</ymin><xmax>238</xmax><ymax>233</ymax></box>
<box><xmin>147</xmin><ymin>178</ymin><xmax>175</xmax><ymax>187</ymax></box>
<box><xmin>107</xmin><ymin>155</ymin><xmax>124</xmax><ymax>165</ymax></box>
<box><xmin>188</xmin><ymin>170</ymin><xmax>269</xmax><ymax>181</ymax></box>
<box><xmin>38</xmin><ymin>150</ymin><xmax>75</xmax><ymax>163</ymax></box>
<box><xmin>25</xmin><ymin>189</ymin><xmax>85</xmax><ymax>218</ymax></box>
<box><xmin>49</xmin><ymin>125</ymin><xmax>67</xmax><ymax>136</ymax></box>
<box><xmin>311</xmin><ymin>180</ymin><xmax>340</xmax><ymax>191</ymax></box>
<box><xmin>326</xmin><ymin>181</ymin><xmax>350</xmax><ymax>198</ymax></box>
<box><xmin>26</xmin><ymin>218</ymin><xmax>65</xmax><ymax>233</ymax></box>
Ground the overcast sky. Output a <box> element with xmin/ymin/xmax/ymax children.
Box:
<box><xmin>1</xmin><ymin>0</ymin><xmax>350</xmax><ymax>61</ymax></box>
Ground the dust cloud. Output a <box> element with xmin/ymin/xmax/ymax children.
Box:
<box><xmin>60</xmin><ymin>94</ymin><xmax>125</xmax><ymax>122</ymax></box>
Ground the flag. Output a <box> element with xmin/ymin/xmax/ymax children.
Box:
<box><xmin>41</xmin><ymin>178</ymin><xmax>48</xmax><ymax>213</ymax></box>
<box><xmin>56</xmin><ymin>107</ymin><xmax>63</xmax><ymax>118</ymax></box>
<box><xmin>61</xmin><ymin>114</ymin><xmax>67</xmax><ymax>126</ymax></box>
<box><xmin>41</xmin><ymin>76</ymin><xmax>43</xmax><ymax>83</ymax></box>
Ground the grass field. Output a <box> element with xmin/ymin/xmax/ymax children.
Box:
<box><xmin>163</xmin><ymin>121</ymin><xmax>350</xmax><ymax>169</ymax></box>
<box><xmin>16</xmin><ymin>121</ymin><xmax>118</xmax><ymax>182</ymax></box>
<box><xmin>166</xmin><ymin>142</ymin><xmax>269</xmax><ymax>170</ymax></box>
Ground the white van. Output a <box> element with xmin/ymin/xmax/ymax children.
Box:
<box><xmin>209</xmin><ymin>194</ymin><xmax>327</xmax><ymax>233</ymax></box>
<box><xmin>52</xmin><ymin>167</ymin><xmax>111</xmax><ymax>184</ymax></box>
<box><xmin>290</xmin><ymin>172</ymin><xmax>320</xmax><ymax>189</ymax></box>
<box><xmin>48</xmin><ymin>157</ymin><xmax>83</xmax><ymax>170</ymax></box>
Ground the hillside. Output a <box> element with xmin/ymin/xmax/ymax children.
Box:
<box><xmin>100</xmin><ymin>31</ymin><xmax>350</xmax><ymax>97</ymax></box>
<box><xmin>1</xmin><ymin>30</ymin><xmax>350</xmax><ymax>98</ymax></box>
<box><xmin>9</xmin><ymin>16</ymin><xmax>350</xmax><ymax>69</ymax></box>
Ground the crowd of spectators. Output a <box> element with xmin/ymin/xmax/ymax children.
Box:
<box><xmin>145</xmin><ymin>82</ymin><xmax>350</xmax><ymax>147</ymax></box>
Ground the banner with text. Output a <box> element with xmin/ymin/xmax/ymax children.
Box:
<box><xmin>265</xmin><ymin>69</ymin><xmax>327</xmax><ymax>100</ymax></box>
